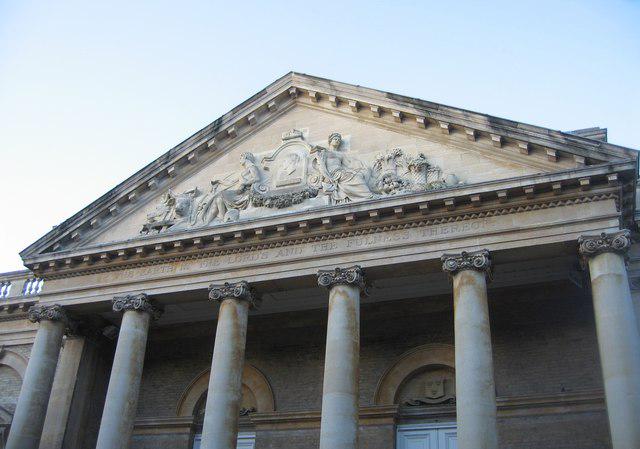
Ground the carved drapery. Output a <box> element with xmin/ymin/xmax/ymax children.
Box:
<box><xmin>140</xmin><ymin>130</ymin><xmax>460</xmax><ymax>235</ymax></box>
<box><xmin>317</xmin><ymin>265</ymin><xmax>368</xmax><ymax>293</ymax></box>
<box><xmin>112</xmin><ymin>293</ymin><xmax>163</xmax><ymax>320</ymax></box>
<box><xmin>208</xmin><ymin>281</ymin><xmax>260</xmax><ymax>308</ymax></box>
<box><xmin>441</xmin><ymin>250</ymin><xmax>492</xmax><ymax>278</ymax></box>
<box><xmin>578</xmin><ymin>230</ymin><xmax>631</xmax><ymax>259</ymax></box>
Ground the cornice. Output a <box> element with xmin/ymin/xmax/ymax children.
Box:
<box><xmin>291</xmin><ymin>73</ymin><xmax>636</xmax><ymax>160</ymax></box>
<box><xmin>37</xmin><ymin>188</ymin><xmax>618</xmax><ymax>281</ymax></box>
<box><xmin>20</xmin><ymin>72</ymin><xmax>637</xmax><ymax>264</ymax></box>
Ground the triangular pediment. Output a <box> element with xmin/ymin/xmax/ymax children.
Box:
<box><xmin>21</xmin><ymin>72</ymin><xmax>638</xmax><ymax>269</ymax></box>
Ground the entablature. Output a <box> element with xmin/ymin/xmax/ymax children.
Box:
<box><xmin>25</xmin><ymin>161</ymin><xmax>633</xmax><ymax>280</ymax></box>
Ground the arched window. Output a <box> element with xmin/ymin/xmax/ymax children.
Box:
<box><xmin>374</xmin><ymin>344</ymin><xmax>458</xmax><ymax>449</ymax></box>
<box><xmin>191</xmin><ymin>391</ymin><xmax>256</xmax><ymax>449</ymax></box>
<box><xmin>0</xmin><ymin>349</ymin><xmax>28</xmax><ymax>446</ymax></box>
<box><xmin>177</xmin><ymin>365</ymin><xmax>274</xmax><ymax>449</ymax></box>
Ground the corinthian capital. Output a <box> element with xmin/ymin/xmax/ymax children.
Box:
<box><xmin>27</xmin><ymin>304</ymin><xmax>69</xmax><ymax>325</ymax></box>
<box><xmin>578</xmin><ymin>230</ymin><xmax>631</xmax><ymax>259</ymax></box>
<box><xmin>112</xmin><ymin>293</ymin><xmax>163</xmax><ymax>320</ymax></box>
<box><xmin>209</xmin><ymin>281</ymin><xmax>259</xmax><ymax>308</ymax></box>
<box><xmin>317</xmin><ymin>265</ymin><xmax>368</xmax><ymax>293</ymax></box>
<box><xmin>441</xmin><ymin>250</ymin><xmax>492</xmax><ymax>277</ymax></box>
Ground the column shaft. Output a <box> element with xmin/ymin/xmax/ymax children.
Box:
<box><xmin>587</xmin><ymin>251</ymin><xmax>640</xmax><ymax>448</ymax></box>
<box><xmin>95</xmin><ymin>309</ymin><xmax>151</xmax><ymax>449</ymax></box>
<box><xmin>201</xmin><ymin>298</ymin><xmax>250</xmax><ymax>449</ymax></box>
<box><xmin>452</xmin><ymin>269</ymin><xmax>498</xmax><ymax>449</ymax></box>
<box><xmin>6</xmin><ymin>319</ymin><xmax>66</xmax><ymax>449</ymax></box>
<box><xmin>319</xmin><ymin>283</ymin><xmax>360</xmax><ymax>449</ymax></box>
<box><xmin>39</xmin><ymin>336</ymin><xmax>86</xmax><ymax>449</ymax></box>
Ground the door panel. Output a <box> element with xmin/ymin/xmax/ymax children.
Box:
<box><xmin>397</xmin><ymin>424</ymin><xmax>457</xmax><ymax>449</ymax></box>
<box><xmin>398</xmin><ymin>430</ymin><xmax>436</xmax><ymax>449</ymax></box>
<box><xmin>437</xmin><ymin>429</ymin><xmax>458</xmax><ymax>449</ymax></box>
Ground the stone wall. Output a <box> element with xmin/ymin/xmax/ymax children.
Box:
<box><xmin>130</xmin><ymin>280</ymin><xmax>608</xmax><ymax>449</ymax></box>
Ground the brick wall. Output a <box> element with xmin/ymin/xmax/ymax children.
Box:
<box><xmin>131</xmin><ymin>280</ymin><xmax>609</xmax><ymax>448</ymax></box>
<box><xmin>0</xmin><ymin>343</ymin><xmax>32</xmax><ymax>413</ymax></box>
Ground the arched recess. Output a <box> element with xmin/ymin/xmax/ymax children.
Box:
<box><xmin>176</xmin><ymin>364</ymin><xmax>275</xmax><ymax>417</ymax></box>
<box><xmin>0</xmin><ymin>348</ymin><xmax>28</xmax><ymax>379</ymax></box>
<box><xmin>374</xmin><ymin>343</ymin><xmax>455</xmax><ymax>405</ymax></box>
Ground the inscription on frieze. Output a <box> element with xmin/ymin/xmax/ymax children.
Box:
<box><xmin>89</xmin><ymin>217</ymin><xmax>490</xmax><ymax>285</ymax></box>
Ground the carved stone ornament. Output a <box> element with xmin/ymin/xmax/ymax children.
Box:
<box><xmin>141</xmin><ymin>130</ymin><xmax>462</xmax><ymax>235</ymax></box>
<box><xmin>27</xmin><ymin>304</ymin><xmax>69</xmax><ymax>325</ymax></box>
<box><xmin>208</xmin><ymin>281</ymin><xmax>260</xmax><ymax>308</ymax></box>
<box><xmin>317</xmin><ymin>265</ymin><xmax>368</xmax><ymax>293</ymax></box>
<box><xmin>441</xmin><ymin>250</ymin><xmax>492</xmax><ymax>277</ymax></box>
<box><xmin>112</xmin><ymin>293</ymin><xmax>163</xmax><ymax>320</ymax></box>
<box><xmin>578</xmin><ymin>230</ymin><xmax>631</xmax><ymax>259</ymax></box>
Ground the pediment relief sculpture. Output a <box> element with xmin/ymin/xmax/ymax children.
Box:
<box><xmin>141</xmin><ymin>130</ymin><xmax>462</xmax><ymax>235</ymax></box>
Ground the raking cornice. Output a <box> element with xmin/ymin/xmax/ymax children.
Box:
<box><xmin>20</xmin><ymin>72</ymin><xmax>638</xmax><ymax>265</ymax></box>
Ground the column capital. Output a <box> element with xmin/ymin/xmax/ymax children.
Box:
<box><xmin>208</xmin><ymin>281</ymin><xmax>259</xmax><ymax>308</ymax></box>
<box><xmin>317</xmin><ymin>265</ymin><xmax>368</xmax><ymax>293</ymax></box>
<box><xmin>112</xmin><ymin>293</ymin><xmax>163</xmax><ymax>320</ymax></box>
<box><xmin>441</xmin><ymin>250</ymin><xmax>492</xmax><ymax>277</ymax></box>
<box><xmin>27</xmin><ymin>304</ymin><xmax>69</xmax><ymax>325</ymax></box>
<box><xmin>578</xmin><ymin>230</ymin><xmax>631</xmax><ymax>259</ymax></box>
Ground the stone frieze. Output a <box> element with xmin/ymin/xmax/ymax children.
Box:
<box><xmin>141</xmin><ymin>130</ymin><xmax>460</xmax><ymax>235</ymax></box>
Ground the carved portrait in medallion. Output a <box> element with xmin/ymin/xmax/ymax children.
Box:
<box><xmin>141</xmin><ymin>128</ymin><xmax>462</xmax><ymax>234</ymax></box>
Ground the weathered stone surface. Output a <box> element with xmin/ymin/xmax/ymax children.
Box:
<box><xmin>578</xmin><ymin>229</ymin><xmax>631</xmax><ymax>259</ymax></box>
<box><xmin>582</xmin><ymin>244</ymin><xmax>640</xmax><ymax>449</ymax></box>
<box><xmin>201</xmin><ymin>293</ymin><xmax>250</xmax><ymax>449</ymax></box>
<box><xmin>112</xmin><ymin>293</ymin><xmax>163</xmax><ymax>320</ymax></box>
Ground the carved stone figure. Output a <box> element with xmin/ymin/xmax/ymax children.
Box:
<box><xmin>397</xmin><ymin>366</ymin><xmax>457</xmax><ymax>407</ymax></box>
<box><xmin>141</xmin><ymin>189</ymin><xmax>199</xmax><ymax>234</ymax></box>
<box><xmin>193</xmin><ymin>152</ymin><xmax>264</xmax><ymax>225</ymax></box>
<box><xmin>275</xmin><ymin>153</ymin><xmax>303</xmax><ymax>187</ymax></box>
<box><xmin>311</xmin><ymin>133</ymin><xmax>375</xmax><ymax>204</ymax></box>
<box><xmin>371</xmin><ymin>148</ymin><xmax>452</xmax><ymax>194</ymax></box>
<box><xmin>141</xmin><ymin>129</ymin><xmax>463</xmax><ymax>234</ymax></box>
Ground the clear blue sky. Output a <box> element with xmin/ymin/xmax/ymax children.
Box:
<box><xmin>1</xmin><ymin>0</ymin><xmax>638</xmax><ymax>272</ymax></box>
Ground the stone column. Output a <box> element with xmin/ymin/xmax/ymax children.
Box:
<box><xmin>95</xmin><ymin>294</ymin><xmax>162</xmax><ymax>449</ymax></box>
<box><xmin>6</xmin><ymin>304</ymin><xmax>69</xmax><ymax>449</ymax></box>
<box><xmin>40</xmin><ymin>333</ymin><xmax>101</xmax><ymax>449</ymax></box>
<box><xmin>441</xmin><ymin>250</ymin><xmax>498</xmax><ymax>449</ymax></box>
<box><xmin>317</xmin><ymin>266</ymin><xmax>367</xmax><ymax>449</ymax></box>
<box><xmin>578</xmin><ymin>230</ymin><xmax>640</xmax><ymax>449</ymax></box>
<box><xmin>201</xmin><ymin>281</ymin><xmax>258</xmax><ymax>449</ymax></box>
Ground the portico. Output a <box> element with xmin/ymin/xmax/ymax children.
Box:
<box><xmin>1</xmin><ymin>73</ymin><xmax>639</xmax><ymax>449</ymax></box>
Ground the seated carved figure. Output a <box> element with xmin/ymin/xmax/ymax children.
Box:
<box><xmin>311</xmin><ymin>133</ymin><xmax>375</xmax><ymax>205</ymax></box>
<box><xmin>194</xmin><ymin>152</ymin><xmax>262</xmax><ymax>225</ymax></box>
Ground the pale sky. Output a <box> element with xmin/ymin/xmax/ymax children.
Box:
<box><xmin>1</xmin><ymin>0</ymin><xmax>638</xmax><ymax>272</ymax></box>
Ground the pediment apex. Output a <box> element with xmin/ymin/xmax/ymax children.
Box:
<box><xmin>21</xmin><ymin>72</ymin><xmax>637</xmax><ymax>265</ymax></box>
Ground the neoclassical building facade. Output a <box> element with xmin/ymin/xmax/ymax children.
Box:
<box><xmin>1</xmin><ymin>73</ymin><xmax>639</xmax><ymax>449</ymax></box>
